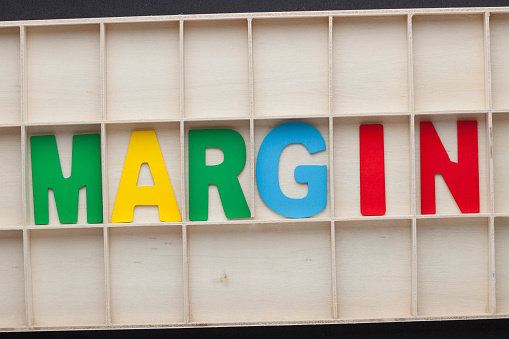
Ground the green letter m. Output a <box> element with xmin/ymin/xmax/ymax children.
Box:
<box><xmin>31</xmin><ymin>134</ymin><xmax>103</xmax><ymax>225</ymax></box>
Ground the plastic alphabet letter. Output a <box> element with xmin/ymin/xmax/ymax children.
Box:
<box><xmin>188</xmin><ymin>129</ymin><xmax>251</xmax><ymax>221</ymax></box>
<box><xmin>360</xmin><ymin>124</ymin><xmax>386</xmax><ymax>216</ymax></box>
<box><xmin>256</xmin><ymin>121</ymin><xmax>327</xmax><ymax>218</ymax></box>
<box><xmin>111</xmin><ymin>131</ymin><xmax>181</xmax><ymax>223</ymax></box>
<box><xmin>31</xmin><ymin>134</ymin><xmax>103</xmax><ymax>224</ymax></box>
<box><xmin>420</xmin><ymin>120</ymin><xmax>479</xmax><ymax>214</ymax></box>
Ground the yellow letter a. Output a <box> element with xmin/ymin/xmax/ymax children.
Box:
<box><xmin>112</xmin><ymin>131</ymin><xmax>181</xmax><ymax>223</ymax></box>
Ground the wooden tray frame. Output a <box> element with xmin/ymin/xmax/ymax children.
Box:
<box><xmin>0</xmin><ymin>6</ymin><xmax>509</xmax><ymax>332</ymax></box>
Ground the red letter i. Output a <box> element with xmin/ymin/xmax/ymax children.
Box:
<box><xmin>360</xmin><ymin>124</ymin><xmax>386</xmax><ymax>216</ymax></box>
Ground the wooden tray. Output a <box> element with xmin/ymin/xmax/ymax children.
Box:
<box><xmin>0</xmin><ymin>6</ymin><xmax>508</xmax><ymax>331</ymax></box>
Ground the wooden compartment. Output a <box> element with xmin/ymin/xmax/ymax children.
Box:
<box><xmin>332</xmin><ymin>16</ymin><xmax>408</xmax><ymax>114</ymax></box>
<box><xmin>412</xmin><ymin>15</ymin><xmax>485</xmax><ymax>112</ymax></box>
<box><xmin>184</xmin><ymin>20</ymin><xmax>249</xmax><ymax>119</ymax></box>
<box><xmin>26</xmin><ymin>25</ymin><xmax>101</xmax><ymax>123</ymax></box>
<box><xmin>27</xmin><ymin>124</ymin><xmax>102</xmax><ymax>226</ymax></box>
<box><xmin>187</xmin><ymin>222</ymin><xmax>332</xmax><ymax>322</ymax></box>
<box><xmin>335</xmin><ymin>219</ymin><xmax>412</xmax><ymax>319</ymax></box>
<box><xmin>0</xmin><ymin>127</ymin><xmax>22</xmax><ymax>226</ymax></box>
<box><xmin>417</xmin><ymin>217</ymin><xmax>489</xmax><ymax>316</ymax></box>
<box><xmin>0</xmin><ymin>230</ymin><xmax>25</xmax><ymax>328</ymax></box>
<box><xmin>30</xmin><ymin>228</ymin><xmax>105</xmax><ymax>326</ymax></box>
<box><xmin>185</xmin><ymin>119</ymin><xmax>251</xmax><ymax>222</ymax></box>
<box><xmin>252</xmin><ymin>18</ymin><xmax>329</xmax><ymax>117</ymax></box>
<box><xmin>333</xmin><ymin>116</ymin><xmax>411</xmax><ymax>217</ymax></box>
<box><xmin>106</xmin><ymin>22</ymin><xmax>180</xmax><ymax>121</ymax></box>
<box><xmin>109</xmin><ymin>226</ymin><xmax>184</xmax><ymax>324</ymax></box>
<box><xmin>415</xmin><ymin>114</ymin><xmax>489</xmax><ymax>215</ymax></box>
<box><xmin>0</xmin><ymin>27</ymin><xmax>21</xmax><ymax>124</ymax></box>
<box><xmin>254</xmin><ymin>118</ymin><xmax>330</xmax><ymax>220</ymax></box>
<box><xmin>490</xmin><ymin>14</ymin><xmax>509</xmax><ymax>111</ymax></box>
<box><xmin>106</xmin><ymin>122</ymin><xmax>182</xmax><ymax>224</ymax></box>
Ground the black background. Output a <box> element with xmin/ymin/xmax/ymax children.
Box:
<box><xmin>2</xmin><ymin>0</ymin><xmax>509</xmax><ymax>337</ymax></box>
<box><xmin>1</xmin><ymin>0</ymin><xmax>509</xmax><ymax>20</ymax></box>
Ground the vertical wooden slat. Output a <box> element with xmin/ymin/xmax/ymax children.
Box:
<box><xmin>330</xmin><ymin>221</ymin><xmax>338</xmax><ymax>319</ymax></box>
<box><xmin>407</xmin><ymin>14</ymin><xmax>415</xmax><ymax>114</ymax></box>
<box><xmin>250</xmin><ymin>118</ymin><xmax>255</xmax><ymax>217</ymax></box>
<box><xmin>100</xmin><ymin>23</ymin><xmax>106</xmax><ymax>122</ymax></box>
<box><xmin>490</xmin><ymin>215</ymin><xmax>496</xmax><ymax>314</ymax></box>
<box><xmin>328</xmin><ymin>15</ymin><xmax>333</xmax><ymax>117</ymax></box>
<box><xmin>484</xmin><ymin>11</ymin><xmax>496</xmax><ymax>315</ymax></box>
<box><xmin>485</xmin><ymin>12</ymin><xmax>493</xmax><ymax>113</ymax></box>
<box><xmin>20</xmin><ymin>24</ymin><xmax>33</xmax><ymax>328</ymax></box>
<box><xmin>248</xmin><ymin>18</ymin><xmax>254</xmax><ymax>118</ymax></box>
<box><xmin>180</xmin><ymin>20</ymin><xmax>184</xmax><ymax>120</ymax></box>
<box><xmin>100</xmin><ymin>26</ymin><xmax>109</xmax><ymax>225</ymax></box>
<box><xmin>20</xmin><ymin>25</ymin><xmax>28</xmax><ymax>224</ymax></box>
<box><xmin>411</xmin><ymin>217</ymin><xmax>418</xmax><ymax>317</ymax></box>
<box><xmin>408</xmin><ymin>21</ymin><xmax>415</xmax><ymax>290</ymax></box>
<box><xmin>179</xmin><ymin>19</ymin><xmax>187</xmax><ymax>222</ymax></box>
<box><xmin>103</xmin><ymin>226</ymin><xmax>111</xmax><ymax>325</ymax></box>
<box><xmin>329</xmin><ymin>16</ymin><xmax>335</xmax><ymax>220</ymax></box>
<box><xmin>180</xmin><ymin>16</ymin><xmax>188</xmax><ymax>317</ymax></box>
<box><xmin>328</xmin><ymin>16</ymin><xmax>338</xmax><ymax>320</ymax></box>
<box><xmin>182</xmin><ymin>224</ymin><xmax>189</xmax><ymax>324</ymax></box>
<box><xmin>248</xmin><ymin>18</ymin><xmax>255</xmax><ymax>218</ymax></box>
<box><xmin>99</xmin><ymin>23</ymin><xmax>111</xmax><ymax>325</ymax></box>
<box><xmin>20</xmin><ymin>26</ymin><xmax>27</xmax><ymax>124</ymax></box>
<box><xmin>23</xmin><ymin>228</ymin><xmax>32</xmax><ymax>328</ymax></box>
<box><xmin>485</xmin><ymin>12</ymin><xmax>493</xmax><ymax>217</ymax></box>
<box><xmin>180</xmin><ymin>120</ymin><xmax>186</xmax><ymax>223</ymax></box>
<box><xmin>20</xmin><ymin>126</ymin><xmax>28</xmax><ymax>227</ymax></box>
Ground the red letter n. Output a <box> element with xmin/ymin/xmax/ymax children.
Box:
<box><xmin>420</xmin><ymin>121</ymin><xmax>479</xmax><ymax>214</ymax></box>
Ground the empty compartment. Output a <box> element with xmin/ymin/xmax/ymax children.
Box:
<box><xmin>27</xmin><ymin>124</ymin><xmax>102</xmax><ymax>226</ymax></box>
<box><xmin>493</xmin><ymin>113</ymin><xmax>509</xmax><ymax>213</ymax></box>
<box><xmin>109</xmin><ymin>226</ymin><xmax>183</xmax><ymax>324</ymax></box>
<box><xmin>107</xmin><ymin>122</ymin><xmax>182</xmax><ymax>224</ymax></box>
<box><xmin>188</xmin><ymin>222</ymin><xmax>332</xmax><ymax>322</ymax></box>
<box><xmin>106</xmin><ymin>22</ymin><xmax>180</xmax><ymax>121</ymax></box>
<box><xmin>254</xmin><ymin>118</ymin><xmax>330</xmax><ymax>220</ymax></box>
<box><xmin>253</xmin><ymin>18</ymin><xmax>329</xmax><ymax>117</ymax></box>
<box><xmin>185</xmin><ymin>120</ymin><xmax>251</xmax><ymax>222</ymax></box>
<box><xmin>27</xmin><ymin>25</ymin><xmax>101</xmax><ymax>122</ymax></box>
<box><xmin>0</xmin><ymin>27</ymin><xmax>20</xmax><ymax>124</ymax></box>
<box><xmin>333</xmin><ymin>116</ymin><xmax>411</xmax><ymax>217</ymax></box>
<box><xmin>30</xmin><ymin>228</ymin><xmax>105</xmax><ymax>326</ymax></box>
<box><xmin>0</xmin><ymin>231</ymin><xmax>25</xmax><ymax>328</ymax></box>
<box><xmin>336</xmin><ymin>219</ymin><xmax>412</xmax><ymax>319</ymax></box>
<box><xmin>0</xmin><ymin>127</ymin><xmax>22</xmax><ymax>226</ymax></box>
<box><xmin>490</xmin><ymin>14</ymin><xmax>509</xmax><ymax>110</ymax></box>
<box><xmin>412</xmin><ymin>15</ymin><xmax>485</xmax><ymax>111</ymax></box>
<box><xmin>184</xmin><ymin>20</ymin><xmax>249</xmax><ymax>119</ymax></box>
<box><xmin>332</xmin><ymin>16</ymin><xmax>408</xmax><ymax>114</ymax></box>
<box><xmin>417</xmin><ymin>217</ymin><xmax>489</xmax><ymax>316</ymax></box>
<box><xmin>415</xmin><ymin>114</ymin><xmax>489</xmax><ymax>215</ymax></box>
<box><xmin>496</xmin><ymin>218</ymin><xmax>509</xmax><ymax>313</ymax></box>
